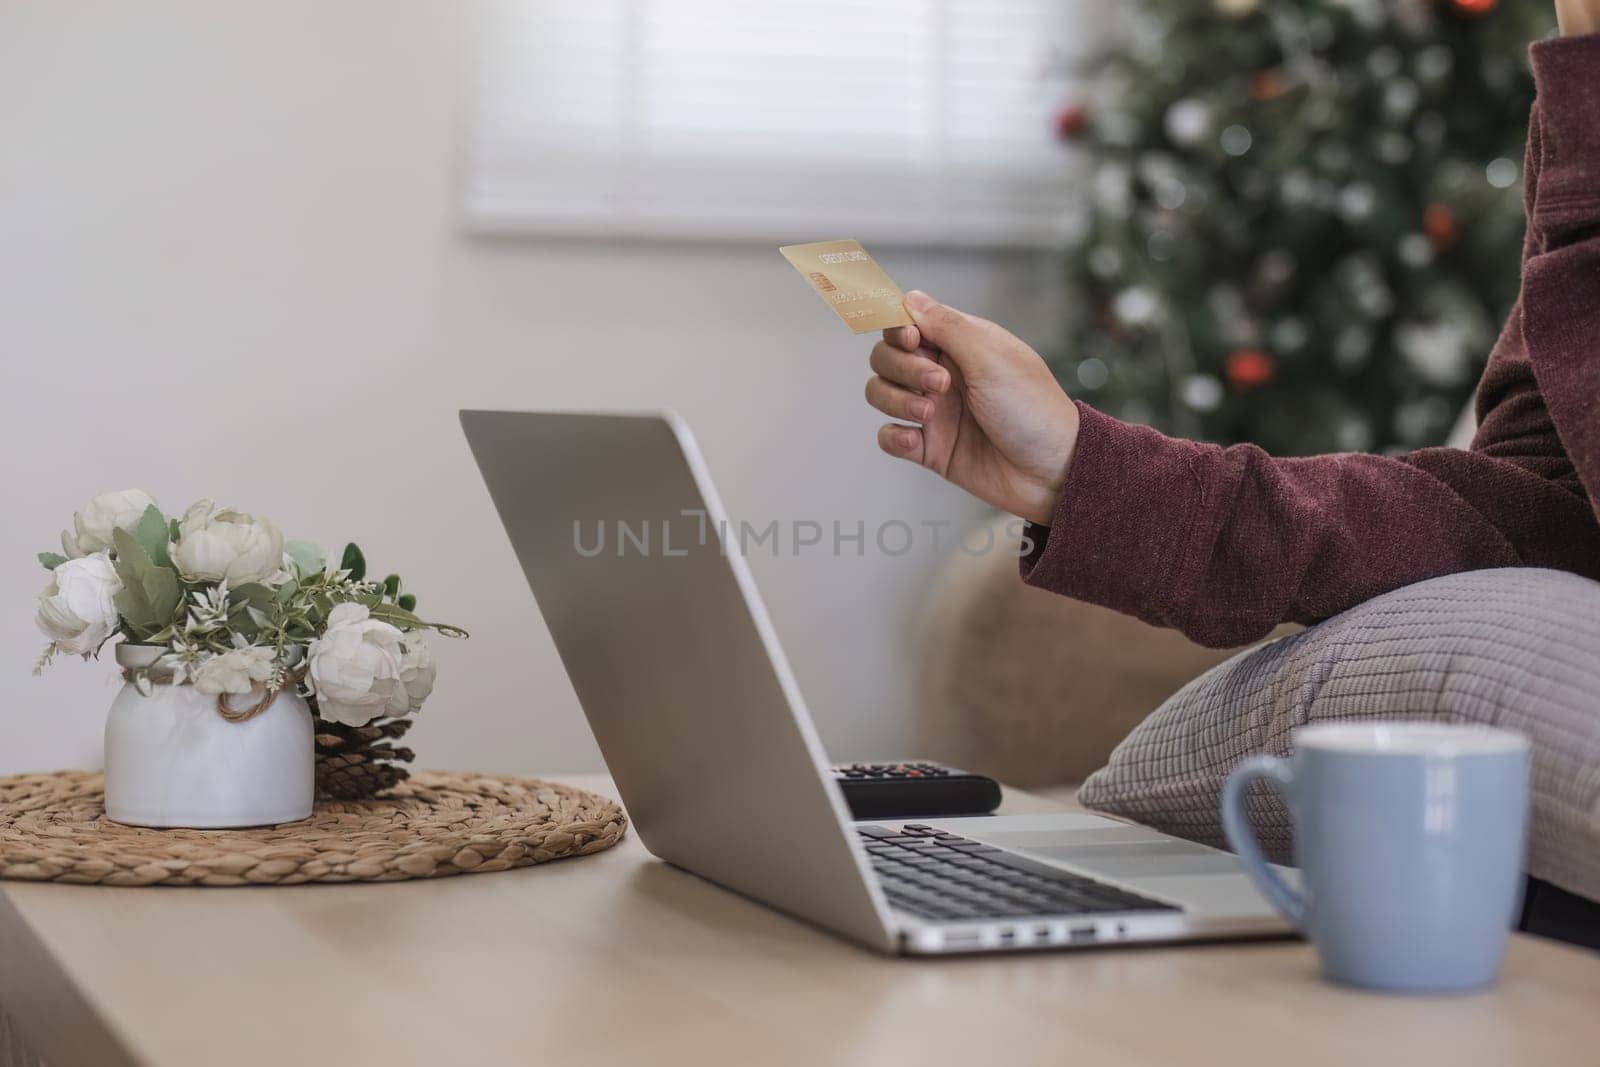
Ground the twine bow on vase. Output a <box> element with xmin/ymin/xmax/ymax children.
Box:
<box><xmin>213</xmin><ymin>665</ymin><xmax>308</xmax><ymax>723</ymax></box>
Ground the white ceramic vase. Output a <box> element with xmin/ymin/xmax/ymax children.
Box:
<box><xmin>104</xmin><ymin>644</ymin><xmax>315</xmax><ymax>828</ymax></box>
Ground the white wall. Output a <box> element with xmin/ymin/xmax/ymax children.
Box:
<box><xmin>0</xmin><ymin>1</ymin><xmax>1063</xmax><ymax>776</ymax></box>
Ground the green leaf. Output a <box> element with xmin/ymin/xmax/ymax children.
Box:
<box><xmin>365</xmin><ymin>601</ymin><xmax>425</xmax><ymax>629</ymax></box>
<box><xmin>396</xmin><ymin>593</ymin><xmax>417</xmax><ymax>612</ymax></box>
<box><xmin>227</xmin><ymin>583</ymin><xmax>279</xmax><ymax>639</ymax></box>
<box><xmin>110</xmin><ymin>527</ymin><xmax>181</xmax><ymax>640</ymax></box>
<box><xmin>340</xmin><ymin>543</ymin><xmax>366</xmax><ymax>582</ymax></box>
<box><xmin>132</xmin><ymin>505</ymin><xmax>172</xmax><ymax>568</ymax></box>
<box><xmin>366</xmin><ymin>601</ymin><xmax>469</xmax><ymax>639</ymax></box>
<box><xmin>110</xmin><ymin>528</ymin><xmax>154</xmax><ymax>612</ymax></box>
<box><xmin>382</xmin><ymin>574</ymin><xmax>401</xmax><ymax>597</ymax></box>
<box><xmin>111</xmin><ymin>585</ymin><xmax>152</xmax><ymax>632</ymax></box>
<box><xmin>38</xmin><ymin>552</ymin><xmax>68</xmax><ymax>572</ymax></box>
<box><xmin>285</xmin><ymin>540</ymin><xmax>326</xmax><ymax>577</ymax></box>
<box><xmin>168</xmin><ymin>518</ymin><xmax>182</xmax><ymax>542</ymax></box>
<box><xmin>142</xmin><ymin>568</ymin><xmax>180</xmax><ymax>629</ymax></box>
<box><xmin>229</xmin><ymin>582</ymin><xmax>277</xmax><ymax>605</ymax></box>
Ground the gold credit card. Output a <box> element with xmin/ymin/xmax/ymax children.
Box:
<box><xmin>779</xmin><ymin>240</ymin><xmax>914</xmax><ymax>333</ymax></box>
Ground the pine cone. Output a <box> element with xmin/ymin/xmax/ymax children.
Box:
<box><xmin>313</xmin><ymin>715</ymin><xmax>416</xmax><ymax>800</ymax></box>
<box><xmin>317</xmin><ymin>756</ymin><xmax>411</xmax><ymax>801</ymax></box>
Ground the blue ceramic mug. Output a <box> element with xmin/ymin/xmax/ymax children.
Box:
<box><xmin>1222</xmin><ymin>722</ymin><xmax>1530</xmax><ymax>993</ymax></box>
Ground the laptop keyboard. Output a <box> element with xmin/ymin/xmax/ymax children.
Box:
<box><xmin>858</xmin><ymin>824</ymin><xmax>1180</xmax><ymax>922</ymax></box>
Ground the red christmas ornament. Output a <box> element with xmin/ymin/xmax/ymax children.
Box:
<box><xmin>1225</xmin><ymin>348</ymin><xmax>1277</xmax><ymax>390</ymax></box>
<box><xmin>1055</xmin><ymin>104</ymin><xmax>1089</xmax><ymax>140</ymax></box>
<box><xmin>1450</xmin><ymin>0</ymin><xmax>1499</xmax><ymax>16</ymax></box>
<box><xmin>1424</xmin><ymin>203</ymin><xmax>1459</xmax><ymax>249</ymax></box>
<box><xmin>1250</xmin><ymin>69</ymin><xmax>1288</xmax><ymax>102</ymax></box>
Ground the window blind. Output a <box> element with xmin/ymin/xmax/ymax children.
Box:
<box><xmin>465</xmin><ymin>0</ymin><xmax>1087</xmax><ymax>246</ymax></box>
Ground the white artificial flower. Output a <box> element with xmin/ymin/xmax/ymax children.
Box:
<box><xmin>306</xmin><ymin>603</ymin><xmax>408</xmax><ymax>726</ymax></box>
<box><xmin>36</xmin><ymin>554</ymin><xmax>123</xmax><ymax>655</ymax></box>
<box><xmin>397</xmin><ymin>632</ymin><xmax>436</xmax><ymax>713</ymax></box>
<box><xmin>260</xmin><ymin>552</ymin><xmax>298</xmax><ymax>587</ymax></box>
<box><xmin>61</xmin><ymin>489</ymin><xmax>158</xmax><ymax>558</ymax></box>
<box><xmin>171</xmin><ymin>501</ymin><xmax>285</xmax><ymax>585</ymax></box>
<box><xmin>191</xmin><ymin>646</ymin><xmax>277</xmax><ymax>696</ymax></box>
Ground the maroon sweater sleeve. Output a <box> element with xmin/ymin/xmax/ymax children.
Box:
<box><xmin>1021</xmin><ymin>35</ymin><xmax>1600</xmax><ymax>649</ymax></box>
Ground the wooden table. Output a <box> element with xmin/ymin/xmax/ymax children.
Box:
<box><xmin>3</xmin><ymin>776</ymin><xmax>1598</xmax><ymax>1067</ymax></box>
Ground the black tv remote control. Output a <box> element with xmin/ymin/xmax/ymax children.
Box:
<box><xmin>829</xmin><ymin>762</ymin><xmax>1003</xmax><ymax>820</ymax></box>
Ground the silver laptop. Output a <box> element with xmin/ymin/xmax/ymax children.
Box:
<box><xmin>461</xmin><ymin>410</ymin><xmax>1291</xmax><ymax>955</ymax></box>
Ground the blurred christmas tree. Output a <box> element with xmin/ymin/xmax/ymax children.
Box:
<box><xmin>1054</xmin><ymin>0</ymin><xmax>1556</xmax><ymax>455</ymax></box>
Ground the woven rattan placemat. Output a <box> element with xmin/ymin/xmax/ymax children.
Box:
<box><xmin>0</xmin><ymin>770</ymin><xmax>627</xmax><ymax>887</ymax></box>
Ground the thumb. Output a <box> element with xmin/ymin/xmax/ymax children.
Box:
<box><xmin>903</xmin><ymin>291</ymin><xmax>992</xmax><ymax>372</ymax></box>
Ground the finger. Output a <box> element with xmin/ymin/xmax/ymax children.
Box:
<box><xmin>877</xmin><ymin>423</ymin><xmax>924</xmax><ymax>462</ymax></box>
<box><xmin>865</xmin><ymin>376</ymin><xmax>935</xmax><ymax>424</ymax></box>
<box><xmin>869</xmin><ymin>340</ymin><xmax>952</xmax><ymax>394</ymax></box>
<box><xmin>883</xmin><ymin>323</ymin><xmax>922</xmax><ymax>352</ymax></box>
<box><xmin>902</xmin><ymin>291</ymin><xmax>988</xmax><ymax>373</ymax></box>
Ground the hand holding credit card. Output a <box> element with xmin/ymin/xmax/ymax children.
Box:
<box><xmin>779</xmin><ymin>240</ymin><xmax>915</xmax><ymax>334</ymax></box>
<box><xmin>783</xmin><ymin>238</ymin><xmax>1081</xmax><ymax>531</ymax></box>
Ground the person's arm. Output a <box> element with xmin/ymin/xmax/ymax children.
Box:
<box><xmin>1023</xmin><ymin>32</ymin><xmax>1600</xmax><ymax>648</ymax></box>
<box><xmin>864</xmin><ymin>31</ymin><xmax>1600</xmax><ymax>649</ymax></box>
<box><xmin>1022</xmin><ymin>402</ymin><xmax>1598</xmax><ymax>648</ymax></box>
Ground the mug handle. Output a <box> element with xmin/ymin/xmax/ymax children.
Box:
<box><xmin>1221</xmin><ymin>755</ymin><xmax>1306</xmax><ymax>927</ymax></box>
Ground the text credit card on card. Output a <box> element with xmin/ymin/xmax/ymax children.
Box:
<box><xmin>779</xmin><ymin>240</ymin><xmax>914</xmax><ymax>334</ymax></box>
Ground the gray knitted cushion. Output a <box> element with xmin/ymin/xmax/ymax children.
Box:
<box><xmin>1078</xmin><ymin>568</ymin><xmax>1600</xmax><ymax>903</ymax></box>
